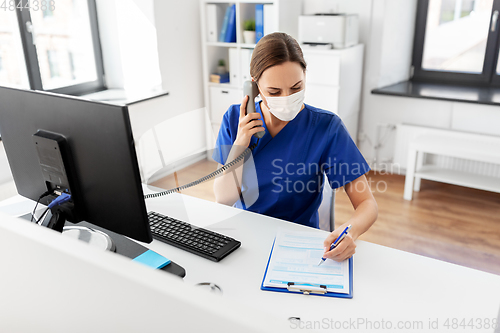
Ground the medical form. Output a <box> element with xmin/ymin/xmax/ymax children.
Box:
<box><xmin>262</xmin><ymin>230</ymin><xmax>351</xmax><ymax>294</ymax></box>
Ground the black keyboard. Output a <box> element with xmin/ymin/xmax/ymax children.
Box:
<box><xmin>148</xmin><ymin>211</ymin><xmax>241</xmax><ymax>262</ymax></box>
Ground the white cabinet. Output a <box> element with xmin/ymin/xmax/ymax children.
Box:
<box><xmin>305</xmin><ymin>53</ymin><xmax>340</xmax><ymax>86</ymax></box>
<box><xmin>304</xmin><ymin>85</ymin><xmax>340</xmax><ymax>115</ymax></box>
<box><xmin>209</xmin><ymin>86</ymin><xmax>241</xmax><ymax>123</ymax></box>
<box><xmin>302</xmin><ymin>44</ymin><xmax>364</xmax><ymax>141</ymax></box>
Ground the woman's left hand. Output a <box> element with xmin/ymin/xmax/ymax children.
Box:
<box><xmin>322</xmin><ymin>224</ymin><xmax>356</xmax><ymax>262</ymax></box>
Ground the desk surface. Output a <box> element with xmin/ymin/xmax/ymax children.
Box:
<box><xmin>2</xmin><ymin>188</ymin><xmax>500</xmax><ymax>332</ymax></box>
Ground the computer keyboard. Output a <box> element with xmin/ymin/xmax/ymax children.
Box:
<box><xmin>148</xmin><ymin>211</ymin><xmax>241</xmax><ymax>262</ymax></box>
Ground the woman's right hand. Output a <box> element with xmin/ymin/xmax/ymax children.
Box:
<box><xmin>234</xmin><ymin>95</ymin><xmax>266</xmax><ymax>148</ymax></box>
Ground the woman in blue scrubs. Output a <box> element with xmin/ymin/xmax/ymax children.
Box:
<box><xmin>213</xmin><ymin>33</ymin><xmax>378</xmax><ymax>262</ymax></box>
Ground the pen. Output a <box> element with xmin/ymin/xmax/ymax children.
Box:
<box><xmin>317</xmin><ymin>225</ymin><xmax>352</xmax><ymax>266</ymax></box>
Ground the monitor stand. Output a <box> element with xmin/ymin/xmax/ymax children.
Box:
<box><xmin>37</xmin><ymin>206</ymin><xmax>117</xmax><ymax>252</ymax></box>
<box><xmin>19</xmin><ymin>212</ymin><xmax>186</xmax><ymax>278</ymax></box>
<box><xmin>62</xmin><ymin>226</ymin><xmax>116</xmax><ymax>252</ymax></box>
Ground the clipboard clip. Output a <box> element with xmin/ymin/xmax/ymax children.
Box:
<box><xmin>287</xmin><ymin>282</ymin><xmax>327</xmax><ymax>295</ymax></box>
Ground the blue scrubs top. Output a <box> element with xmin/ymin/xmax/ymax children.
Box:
<box><xmin>213</xmin><ymin>102</ymin><xmax>370</xmax><ymax>229</ymax></box>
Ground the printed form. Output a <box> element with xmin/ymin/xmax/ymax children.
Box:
<box><xmin>262</xmin><ymin>230</ymin><xmax>350</xmax><ymax>294</ymax></box>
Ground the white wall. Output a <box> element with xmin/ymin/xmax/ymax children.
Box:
<box><xmin>95</xmin><ymin>0</ymin><xmax>208</xmax><ymax>181</ymax></box>
<box><xmin>95</xmin><ymin>0</ymin><xmax>162</xmax><ymax>91</ymax></box>
<box><xmin>96</xmin><ymin>0</ymin><xmax>206</xmax><ymax>136</ymax></box>
<box><xmin>128</xmin><ymin>0</ymin><xmax>208</xmax><ymax>182</ymax></box>
<box><xmin>95</xmin><ymin>0</ymin><xmax>123</xmax><ymax>89</ymax></box>
<box><xmin>358</xmin><ymin>0</ymin><xmax>419</xmax><ymax>166</ymax></box>
<box><xmin>154</xmin><ymin>0</ymin><xmax>205</xmax><ymax>120</ymax></box>
<box><xmin>115</xmin><ymin>0</ymin><xmax>162</xmax><ymax>92</ymax></box>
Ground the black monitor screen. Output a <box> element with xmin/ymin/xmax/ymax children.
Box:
<box><xmin>0</xmin><ymin>86</ymin><xmax>152</xmax><ymax>243</ymax></box>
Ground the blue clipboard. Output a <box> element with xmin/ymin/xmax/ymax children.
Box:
<box><xmin>260</xmin><ymin>239</ymin><xmax>353</xmax><ymax>298</ymax></box>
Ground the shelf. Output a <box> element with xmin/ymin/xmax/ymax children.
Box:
<box><xmin>207</xmin><ymin>82</ymin><xmax>240</xmax><ymax>89</ymax></box>
<box><xmin>240</xmin><ymin>43</ymin><xmax>257</xmax><ymax>48</ymax></box>
<box><xmin>300</xmin><ymin>45</ymin><xmax>361</xmax><ymax>55</ymax></box>
<box><xmin>206</xmin><ymin>42</ymin><xmax>238</xmax><ymax>47</ymax></box>
<box><xmin>205</xmin><ymin>0</ymin><xmax>274</xmax><ymax>3</ymax></box>
<box><xmin>82</xmin><ymin>88</ymin><xmax>169</xmax><ymax>106</ymax></box>
<box><xmin>206</xmin><ymin>42</ymin><xmax>256</xmax><ymax>48</ymax></box>
<box><xmin>238</xmin><ymin>0</ymin><xmax>274</xmax><ymax>3</ymax></box>
<box><xmin>415</xmin><ymin>165</ymin><xmax>500</xmax><ymax>194</ymax></box>
<box><xmin>205</xmin><ymin>0</ymin><xmax>233</xmax><ymax>3</ymax></box>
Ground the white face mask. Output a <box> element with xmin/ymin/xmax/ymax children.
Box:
<box><xmin>262</xmin><ymin>89</ymin><xmax>305</xmax><ymax>121</ymax></box>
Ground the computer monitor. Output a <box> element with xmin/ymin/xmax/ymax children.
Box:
<box><xmin>0</xmin><ymin>86</ymin><xmax>152</xmax><ymax>243</ymax></box>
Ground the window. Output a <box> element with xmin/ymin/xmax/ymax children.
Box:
<box><xmin>46</xmin><ymin>50</ymin><xmax>60</xmax><ymax>78</ymax></box>
<box><xmin>0</xmin><ymin>9</ymin><xmax>30</xmax><ymax>89</ymax></box>
<box><xmin>5</xmin><ymin>0</ymin><xmax>105</xmax><ymax>95</ymax></box>
<box><xmin>412</xmin><ymin>0</ymin><xmax>500</xmax><ymax>86</ymax></box>
<box><xmin>42</xmin><ymin>6</ymin><xmax>54</xmax><ymax>18</ymax></box>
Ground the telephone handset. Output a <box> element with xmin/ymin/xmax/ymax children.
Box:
<box><xmin>144</xmin><ymin>82</ymin><xmax>261</xmax><ymax>199</ymax></box>
<box><xmin>243</xmin><ymin>80</ymin><xmax>265</xmax><ymax>139</ymax></box>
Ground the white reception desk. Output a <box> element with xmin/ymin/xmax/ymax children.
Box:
<box><xmin>0</xmin><ymin>186</ymin><xmax>499</xmax><ymax>332</ymax></box>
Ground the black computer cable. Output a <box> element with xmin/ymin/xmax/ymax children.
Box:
<box><xmin>36</xmin><ymin>193</ymin><xmax>72</xmax><ymax>225</ymax></box>
<box><xmin>31</xmin><ymin>190</ymin><xmax>53</xmax><ymax>223</ymax></box>
<box><xmin>36</xmin><ymin>207</ymin><xmax>50</xmax><ymax>225</ymax></box>
<box><xmin>144</xmin><ymin>140</ymin><xmax>259</xmax><ymax>199</ymax></box>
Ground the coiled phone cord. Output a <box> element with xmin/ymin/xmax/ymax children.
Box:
<box><xmin>144</xmin><ymin>140</ymin><xmax>259</xmax><ymax>199</ymax></box>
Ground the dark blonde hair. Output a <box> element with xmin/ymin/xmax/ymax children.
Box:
<box><xmin>250</xmin><ymin>32</ymin><xmax>307</xmax><ymax>82</ymax></box>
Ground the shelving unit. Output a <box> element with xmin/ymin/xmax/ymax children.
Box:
<box><xmin>200</xmin><ymin>0</ymin><xmax>302</xmax><ymax>148</ymax></box>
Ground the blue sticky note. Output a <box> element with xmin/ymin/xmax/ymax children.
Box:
<box><xmin>132</xmin><ymin>250</ymin><xmax>171</xmax><ymax>269</ymax></box>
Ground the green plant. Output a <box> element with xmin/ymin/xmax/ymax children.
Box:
<box><xmin>244</xmin><ymin>19</ymin><xmax>255</xmax><ymax>31</ymax></box>
<box><xmin>218</xmin><ymin>59</ymin><xmax>226</xmax><ymax>67</ymax></box>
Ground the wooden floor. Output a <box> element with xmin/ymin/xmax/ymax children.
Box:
<box><xmin>152</xmin><ymin>159</ymin><xmax>500</xmax><ymax>275</ymax></box>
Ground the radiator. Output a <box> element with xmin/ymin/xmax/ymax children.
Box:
<box><xmin>394</xmin><ymin>124</ymin><xmax>500</xmax><ymax>177</ymax></box>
